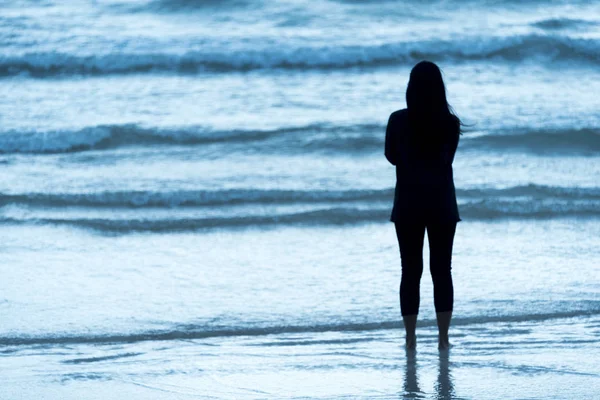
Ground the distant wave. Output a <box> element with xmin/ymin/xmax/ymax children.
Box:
<box><xmin>462</xmin><ymin>129</ymin><xmax>600</xmax><ymax>154</ymax></box>
<box><xmin>1</xmin><ymin>124</ymin><xmax>598</xmax><ymax>155</ymax></box>
<box><xmin>0</xmin><ymin>124</ymin><xmax>283</xmax><ymax>154</ymax></box>
<box><xmin>1</xmin><ymin>185</ymin><xmax>598</xmax><ymax>209</ymax></box>
<box><xmin>0</xmin><ymin>123</ymin><xmax>382</xmax><ymax>154</ymax></box>
<box><xmin>0</xmin><ymin>188</ymin><xmax>394</xmax><ymax>208</ymax></box>
<box><xmin>62</xmin><ymin>352</ymin><xmax>143</xmax><ymax>364</ymax></box>
<box><xmin>1</xmin><ymin>198</ymin><xmax>598</xmax><ymax>233</ymax></box>
<box><xmin>142</xmin><ymin>0</ymin><xmax>253</xmax><ymax>11</ymax></box>
<box><xmin>0</xmin><ymin>208</ymin><xmax>392</xmax><ymax>233</ymax></box>
<box><xmin>1</xmin><ymin>309</ymin><xmax>597</xmax><ymax>346</ymax></box>
<box><xmin>125</xmin><ymin>0</ymin><xmax>600</xmax><ymax>14</ymax></box>
<box><xmin>461</xmin><ymin>199</ymin><xmax>600</xmax><ymax>220</ymax></box>
<box><xmin>459</xmin><ymin>184</ymin><xmax>600</xmax><ymax>201</ymax></box>
<box><xmin>532</xmin><ymin>18</ymin><xmax>599</xmax><ymax>30</ymax></box>
<box><xmin>1</xmin><ymin>34</ymin><xmax>599</xmax><ymax>77</ymax></box>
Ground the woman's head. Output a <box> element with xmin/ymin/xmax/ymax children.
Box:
<box><xmin>406</xmin><ymin>61</ymin><xmax>449</xmax><ymax>115</ymax></box>
<box><xmin>405</xmin><ymin>61</ymin><xmax>461</xmax><ymax>137</ymax></box>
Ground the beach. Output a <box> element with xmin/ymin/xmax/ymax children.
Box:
<box><xmin>1</xmin><ymin>0</ymin><xmax>600</xmax><ymax>398</ymax></box>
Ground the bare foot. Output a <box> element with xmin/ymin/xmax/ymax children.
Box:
<box><xmin>406</xmin><ymin>335</ymin><xmax>417</xmax><ymax>350</ymax></box>
<box><xmin>403</xmin><ymin>314</ymin><xmax>418</xmax><ymax>350</ymax></box>
<box><xmin>436</xmin><ymin>311</ymin><xmax>452</xmax><ymax>351</ymax></box>
<box><xmin>438</xmin><ymin>337</ymin><xmax>451</xmax><ymax>350</ymax></box>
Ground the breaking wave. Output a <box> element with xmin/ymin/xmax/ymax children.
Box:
<box><xmin>1</xmin><ymin>34</ymin><xmax>599</xmax><ymax>77</ymax></box>
<box><xmin>1</xmin><ymin>308</ymin><xmax>597</xmax><ymax>346</ymax></box>
<box><xmin>463</xmin><ymin>129</ymin><xmax>600</xmax><ymax>154</ymax></box>
<box><xmin>1</xmin><ymin>197</ymin><xmax>598</xmax><ymax>234</ymax></box>
<box><xmin>0</xmin><ymin>124</ymin><xmax>598</xmax><ymax>155</ymax></box>
<box><xmin>0</xmin><ymin>188</ymin><xmax>394</xmax><ymax>208</ymax></box>
<box><xmin>1</xmin><ymin>185</ymin><xmax>598</xmax><ymax>209</ymax></box>
<box><xmin>531</xmin><ymin>17</ymin><xmax>599</xmax><ymax>31</ymax></box>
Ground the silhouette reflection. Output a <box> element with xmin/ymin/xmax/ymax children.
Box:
<box><xmin>435</xmin><ymin>352</ymin><xmax>455</xmax><ymax>400</ymax></box>
<box><xmin>400</xmin><ymin>350</ymin><xmax>455</xmax><ymax>399</ymax></box>
<box><xmin>401</xmin><ymin>350</ymin><xmax>422</xmax><ymax>398</ymax></box>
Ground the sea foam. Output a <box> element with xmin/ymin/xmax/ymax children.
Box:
<box><xmin>1</xmin><ymin>34</ymin><xmax>598</xmax><ymax>77</ymax></box>
<box><xmin>1</xmin><ymin>125</ymin><xmax>599</xmax><ymax>155</ymax></box>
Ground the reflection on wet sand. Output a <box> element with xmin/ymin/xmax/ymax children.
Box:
<box><xmin>401</xmin><ymin>351</ymin><xmax>455</xmax><ymax>399</ymax></box>
<box><xmin>402</xmin><ymin>351</ymin><xmax>422</xmax><ymax>398</ymax></box>
<box><xmin>435</xmin><ymin>352</ymin><xmax>455</xmax><ymax>400</ymax></box>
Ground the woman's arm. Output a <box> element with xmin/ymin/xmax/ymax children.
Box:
<box><xmin>445</xmin><ymin>117</ymin><xmax>460</xmax><ymax>165</ymax></box>
<box><xmin>385</xmin><ymin>112</ymin><xmax>399</xmax><ymax>165</ymax></box>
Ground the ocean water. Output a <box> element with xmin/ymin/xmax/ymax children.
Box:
<box><xmin>1</xmin><ymin>0</ymin><xmax>600</xmax><ymax>398</ymax></box>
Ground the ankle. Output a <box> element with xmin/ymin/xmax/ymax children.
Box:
<box><xmin>405</xmin><ymin>335</ymin><xmax>417</xmax><ymax>349</ymax></box>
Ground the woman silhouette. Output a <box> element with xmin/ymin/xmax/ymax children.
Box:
<box><xmin>385</xmin><ymin>61</ymin><xmax>461</xmax><ymax>350</ymax></box>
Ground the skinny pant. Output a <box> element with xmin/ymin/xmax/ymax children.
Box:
<box><xmin>394</xmin><ymin>221</ymin><xmax>457</xmax><ymax>316</ymax></box>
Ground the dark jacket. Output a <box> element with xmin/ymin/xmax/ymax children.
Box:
<box><xmin>385</xmin><ymin>109</ymin><xmax>461</xmax><ymax>224</ymax></box>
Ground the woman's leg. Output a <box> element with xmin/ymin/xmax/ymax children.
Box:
<box><xmin>426</xmin><ymin>222</ymin><xmax>457</xmax><ymax>349</ymax></box>
<box><xmin>395</xmin><ymin>221</ymin><xmax>426</xmax><ymax>349</ymax></box>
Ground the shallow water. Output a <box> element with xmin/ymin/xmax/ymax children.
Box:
<box><xmin>2</xmin><ymin>221</ymin><xmax>599</xmax><ymax>398</ymax></box>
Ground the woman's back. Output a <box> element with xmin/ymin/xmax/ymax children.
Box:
<box><xmin>385</xmin><ymin>108</ymin><xmax>460</xmax><ymax>223</ymax></box>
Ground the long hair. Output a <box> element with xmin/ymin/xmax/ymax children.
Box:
<box><xmin>405</xmin><ymin>61</ymin><xmax>461</xmax><ymax>151</ymax></box>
